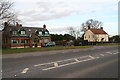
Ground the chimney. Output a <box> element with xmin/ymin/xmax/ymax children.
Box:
<box><xmin>19</xmin><ymin>24</ymin><xmax>22</xmax><ymax>27</ymax></box>
<box><xmin>16</xmin><ymin>22</ymin><xmax>19</xmax><ymax>27</ymax></box>
<box><xmin>88</xmin><ymin>24</ymin><xmax>90</xmax><ymax>29</ymax></box>
<box><xmin>43</xmin><ymin>24</ymin><xmax>46</xmax><ymax>29</ymax></box>
<box><xmin>100</xmin><ymin>27</ymin><xmax>103</xmax><ymax>29</ymax></box>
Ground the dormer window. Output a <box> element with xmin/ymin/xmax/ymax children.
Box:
<box><xmin>39</xmin><ymin>31</ymin><xmax>42</xmax><ymax>35</ymax></box>
<box><xmin>45</xmin><ymin>31</ymin><xmax>49</xmax><ymax>35</ymax></box>
<box><xmin>36</xmin><ymin>30</ymin><xmax>42</xmax><ymax>35</ymax></box>
<box><xmin>44</xmin><ymin>30</ymin><xmax>49</xmax><ymax>35</ymax></box>
<box><xmin>21</xmin><ymin>31</ymin><xmax>26</xmax><ymax>35</ymax></box>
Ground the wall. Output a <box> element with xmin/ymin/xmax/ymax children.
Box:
<box><xmin>84</xmin><ymin>30</ymin><xmax>109</xmax><ymax>42</ymax></box>
<box><xmin>95</xmin><ymin>34</ymin><xmax>109</xmax><ymax>42</ymax></box>
<box><xmin>84</xmin><ymin>30</ymin><xmax>95</xmax><ymax>42</ymax></box>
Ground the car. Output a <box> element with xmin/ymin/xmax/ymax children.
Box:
<box><xmin>41</xmin><ymin>42</ymin><xmax>56</xmax><ymax>47</ymax></box>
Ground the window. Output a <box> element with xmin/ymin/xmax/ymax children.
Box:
<box><xmin>20</xmin><ymin>39</ymin><xmax>28</xmax><ymax>44</ymax></box>
<box><xmin>11</xmin><ymin>40</ymin><xmax>19</xmax><ymax>44</ymax></box>
<box><xmin>36</xmin><ymin>30</ymin><xmax>42</xmax><ymax>35</ymax></box>
<box><xmin>12</xmin><ymin>31</ymin><xmax>17</xmax><ymax>35</ymax></box>
<box><xmin>21</xmin><ymin>31</ymin><xmax>26</xmax><ymax>35</ymax></box>
<box><xmin>45</xmin><ymin>31</ymin><xmax>49</xmax><ymax>35</ymax></box>
<box><xmin>39</xmin><ymin>31</ymin><xmax>42</xmax><ymax>35</ymax></box>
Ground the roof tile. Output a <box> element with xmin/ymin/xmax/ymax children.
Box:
<box><xmin>89</xmin><ymin>28</ymin><xmax>108</xmax><ymax>34</ymax></box>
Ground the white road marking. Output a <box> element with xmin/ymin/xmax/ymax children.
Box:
<box><xmin>42</xmin><ymin>58</ymin><xmax>93</xmax><ymax>71</ymax></box>
<box><xmin>54</xmin><ymin>62</ymin><xmax>58</xmax><ymax>67</ymax></box>
<box><xmin>96</xmin><ymin>57</ymin><xmax>100</xmax><ymax>59</ymax></box>
<box><xmin>74</xmin><ymin>58</ymin><xmax>79</xmax><ymax>62</ymax></box>
<box><xmin>21</xmin><ymin>68</ymin><xmax>29</xmax><ymax>74</ymax></box>
<box><xmin>80</xmin><ymin>56</ymin><xmax>89</xmax><ymax>58</ymax></box>
<box><xmin>89</xmin><ymin>55</ymin><xmax>95</xmax><ymax>59</ymax></box>
<box><xmin>100</xmin><ymin>54</ymin><xmax>104</xmax><ymax>56</ymax></box>
<box><xmin>34</xmin><ymin>55</ymin><xmax>103</xmax><ymax>71</ymax></box>
<box><xmin>113</xmin><ymin>52</ymin><xmax>119</xmax><ymax>54</ymax></box>
<box><xmin>34</xmin><ymin>55</ymin><xmax>90</xmax><ymax>67</ymax></box>
<box><xmin>106</xmin><ymin>52</ymin><xmax>113</xmax><ymax>54</ymax></box>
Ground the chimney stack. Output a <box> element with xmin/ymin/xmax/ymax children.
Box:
<box><xmin>43</xmin><ymin>24</ymin><xmax>46</xmax><ymax>29</ymax></box>
<box><xmin>19</xmin><ymin>24</ymin><xmax>22</xmax><ymax>27</ymax></box>
<box><xmin>16</xmin><ymin>22</ymin><xmax>22</xmax><ymax>27</ymax></box>
<box><xmin>88</xmin><ymin>24</ymin><xmax>90</xmax><ymax>29</ymax></box>
<box><xmin>100</xmin><ymin>27</ymin><xmax>103</xmax><ymax>29</ymax></box>
<box><xmin>16</xmin><ymin>22</ymin><xmax>19</xmax><ymax>27</ymax></box>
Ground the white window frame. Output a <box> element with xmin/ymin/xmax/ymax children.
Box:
<box><xmin>39</xmin><ymin>31</ymin><xmax>42</xmax><ymax>35</ymax></box>
<box><xmin>20</xmin><ymin>39</ymin><xmax>28</xmax><ymax>44</ymax></box>
<box><xmin>11</xmin><ymin>39</ymin><xmax>19</xmax><ymax>44</ymax></box>
<box><xmin>21</xmin><ymin>31</ymin><xmax>26</xmax><ymax>35</ymax></box>
<box><xmin>45</xmin><ymin>31</ymin><xmax>49</xmax><ymax>35</ymax></box>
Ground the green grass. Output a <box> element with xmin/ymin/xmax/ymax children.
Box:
<box><xmin>2</xmin><ymin>43</ymin><xmax>119</xmax><ymax>54</ymax></box>
<box><xmin>2</xmin><ymin>46</ymin><xmax>92</xmax><ymax>54</ymax></box>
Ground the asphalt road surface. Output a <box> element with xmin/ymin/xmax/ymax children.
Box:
<box><xmin>2</xmin><ymin>45</ymin><xmax>119</xmax><ymax>78</ymax></box>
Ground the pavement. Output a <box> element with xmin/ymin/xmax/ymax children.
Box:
<box><xmin>2</xmin><ymin>45</ymin><xmax>119</xmax><ymax>78</ymax></box>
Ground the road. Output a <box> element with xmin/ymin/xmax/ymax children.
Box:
<box><xmin>2</xmin><ymin>45</ymin><xmax>119</xmax><ymax>78</ymax></box>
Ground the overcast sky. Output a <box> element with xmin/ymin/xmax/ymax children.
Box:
<box><xmin>11</xmin><ymin>0</ymin><xmax>118</xmax><ymax>36</ymax></box>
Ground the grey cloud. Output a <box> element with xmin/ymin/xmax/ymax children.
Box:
<box><xmin>48</xmin><ymin>26</ymin><xmax>68</xmax><ymax>34</ymax></box>
<box><xmin>18</xmin><ymin>1</ymin><xmax>77</xmax><ymax>22</ymax></box>
<box><xmin>18</xmin><ymin>0</ymin><xmax>117</xmax><ymax>23</ymax></box>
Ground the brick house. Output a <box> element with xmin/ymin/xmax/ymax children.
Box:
<box><xmin>84</xmin><ymin>27</ymin><xmax>109</xmax><ymax>42</ymax></box>
<box><xmin>2</xmin><ymin>22</ymin><xmax>51</xmax><ymax>48</ymax></box>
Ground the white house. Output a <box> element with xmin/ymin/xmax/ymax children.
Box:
<box><xmin>84</xmin><ymin>27</ymin><xmax>109</xmax><ymax>42</ymax></box>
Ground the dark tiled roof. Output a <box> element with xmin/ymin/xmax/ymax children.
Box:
<box><xmin>5</xmin><ymin>26</ymin><xmax>50</xmax><ymax>37</ymax></box>
<box><xmin>89</xmin><ymin>28</ymin><xmax>108</xmax><ymax>34</ymax></box>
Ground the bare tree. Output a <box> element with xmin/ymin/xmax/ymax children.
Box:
<box><xmin>81</xmin><ymin>19</ymin><xmax>103</xmax><ymax>33</ymax></box>
<box><xmin>0</xmin><ymin>1</ymin><xmax>13</xmax><ymax>19</ymax></box>
<box><xmin>0</xmin><ymin>0</ymin><xmax>20</xmax><ymax>29</ymax></box>
<box><xmin>68</xmin><ymin>27</ymin><xmax>81</xmax><ymax>39</ymax></box>
<box><xmin>68</xmin><ymin>27</ymin><xmax>76</xmax><ymax>37</ymax></box>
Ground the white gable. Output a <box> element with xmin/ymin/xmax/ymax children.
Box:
<box><xmin>84</xmin><ymin>29</ymin><xmax>109</xmax><ymax>42</ymax></box>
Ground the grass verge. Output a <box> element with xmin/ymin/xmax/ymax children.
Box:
<box><xmin>2</xmin><ymin>43</ymin><xmax>119</xmax><ymax>54</ymax></box>
<box><xmin>2</xmin><ymin>46</ymin><xmax>92</xmax><ymax>54</ymax></box>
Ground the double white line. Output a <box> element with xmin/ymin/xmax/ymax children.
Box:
<box><xmin>34</xmin><ymin>55</ymin><xmax>90</xmax><ymax>67</ymax></box>
<box><xmin>42</xmin><ymin>58</ymin><xmax>94</xmax><ymax>71</ymax></box>
<box><xmin>34</xmin><ymin>55</ymin><xmax>96</xmax><ymax>71</ymax></box>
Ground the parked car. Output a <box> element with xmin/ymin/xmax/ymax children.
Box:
<box><xmin>41</xmin><ymin>42</ymin><xmax>56</xmax><ymax>47</ymax></box>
